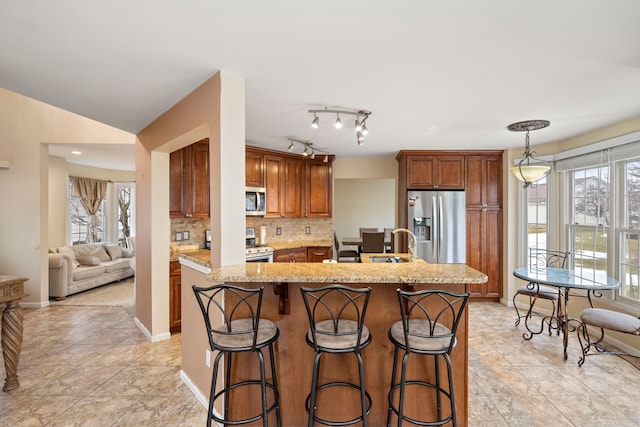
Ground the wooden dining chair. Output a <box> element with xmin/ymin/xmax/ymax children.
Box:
<box><xmin>361</xmin><ymin>232</ymin><xmax>385</xmax><ymax>254</ymax></box>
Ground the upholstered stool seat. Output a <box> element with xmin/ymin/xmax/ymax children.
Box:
<box><xmin>577</xmin><ymin>307</ymin><xmax>640</xmax><ymax>368</ymax></box>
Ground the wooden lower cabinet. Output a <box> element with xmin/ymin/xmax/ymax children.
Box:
<box><xmin>169</xmin><ymin>261</ymin><xmax>182</xmax><ymax>333</ymax></box>
<box><xmin>274</xmin><ymin>246</ymin><xmax>332</xmax><ymax>263</ymax></box>
<box><xmin>274</xmin><ymin>247</ymin><xmax>307</xmax><ymax>263</ymax></box>
<box><xmin>307</xmin><ymin>246</ymin><xmax>332</xmax><ymax>262</ymax></box>
<box><xmin>466</xmin><ymin>208</ymin><xmax>502</xmax><ymax>298</ymax></box>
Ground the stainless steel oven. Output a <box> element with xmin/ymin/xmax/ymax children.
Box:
<box><xmin>245</xmin><ymin>248</ymin><xmax>274</xmax><ymax>263</ymax></box>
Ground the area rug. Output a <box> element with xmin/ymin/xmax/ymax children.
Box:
<box><xmin>50</xmin><ymin>277</ymin><xmax>135</xmax><ymax>307</ymax></box>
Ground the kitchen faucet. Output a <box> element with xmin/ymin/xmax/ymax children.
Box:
<box><xmin>392</xmin><ymin>228</ymin><xmax>417</xmax><ymax>263</ymax></box>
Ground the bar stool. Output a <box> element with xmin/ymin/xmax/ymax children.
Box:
<box><xmin>387</xmin><ymin>289</ymin><xmax>470</xmax><ymax>427</ymax></box>
<box><xmin>192</xmin><ymin>284</ymin><xmax>281</xmax><ymax>427</ymax></box>
<box><xmin>300</xmin><ymin>285</ymin><xmax>373</xmax><ymax>427</ymax></box>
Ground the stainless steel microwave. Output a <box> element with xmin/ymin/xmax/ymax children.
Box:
<box><xmin>245</xmin><ymin>187</ymin><xmax>266</xmax><ymax>216</ymax></box>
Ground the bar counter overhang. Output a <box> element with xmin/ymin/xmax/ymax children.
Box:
<box><xmin>205</xmin><ymin>260</ymin><xmax>487</xmax><ymax>426</ymax></box>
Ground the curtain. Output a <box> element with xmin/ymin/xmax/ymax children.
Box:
<box><xmin>70</xmin><ymin>176</ymin><xmax>108</xmax><ymax>243</ymax></box>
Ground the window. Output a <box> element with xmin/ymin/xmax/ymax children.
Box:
<box><xmin>526</xmin><ymin>175</ymin><xmax>548</xmax><ymax>253</ymax></box>
<box><xmin>555</xmin><ymin>138</ymin><xmax>640</xmax><ymax>304</ymax></box>
<box><xmin>115</xmin><ymin>182</ymin><xmax>134</xmax><ymax>246</ymax></box>
<box><xmin>620</xmin><ymin>160</ymin><xmax>640</xmax><ymax>299</ymax></box>
<box><xmin>68</xmin><ymin>180</ymin><xmax>105</xmax><ymax>244</ymax></box>
<box><xmin>569</xmin><ymin>166</ymin><xmax>610</xmax><ymax>283</ymax></box>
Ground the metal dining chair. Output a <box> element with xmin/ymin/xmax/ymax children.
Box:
<box><xmin>513</xmin><ymin>248</ymin><xmax>570</xmax><ymax>337</ymax></box>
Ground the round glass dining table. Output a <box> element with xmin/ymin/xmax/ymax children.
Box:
<box><xmin>513</xmin><ymin>267</ymin><xmax>620</xmax><ymax>360</ymax></box>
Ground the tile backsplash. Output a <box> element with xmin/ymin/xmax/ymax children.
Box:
<box><xmin>246</xmin><ymin>217</ymin><xmax>333</xmax><ymax>244</ymax></box>
<box><xmin>171</xmin><ymin>217</ymin><xmax>333</xmax><ymax>249</ymax></box>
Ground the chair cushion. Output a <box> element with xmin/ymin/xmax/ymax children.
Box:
<box><xmin>212</xmin><ymin>318</ymin><xmax>278</xmax><ymax>349</ymax></box>
<box><xmin>73</xmin><ymin>265</ymin><xmax>106</xmax><ymax>281</ymax></box>
<box><xmin>389</xmin><ymin>319</ymin><xmax>454</xmax><ymax>352</ymax></box>
<box><xmin>308</xmin><ymin>319</ymin><xmax>370</xmax><ymax>350</ymax></box>
<box><xmin>516</xmin><ymin>284</ymin><xmax>559</xmax><ymax>299</ymax></box>
<box><xmin>580</xmin><ymin>308</ymin><xmax>640</xmax><ymax>335</ymax></box>
<box><xmin>101</xmin><ymin>258</ymin><xmax>133</xmax><ymax>273</ymax></box>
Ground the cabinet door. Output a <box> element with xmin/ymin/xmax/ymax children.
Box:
<box><xmin>188</xmin><ymin>140</ymin><xmax>210</xmax><ymax>219</ymax></box>
<box><xmin>465</xmin><ymin>209</ymin><xmax>484</xmax><ymax>297</ymax></box>
<box><xmin>169</xmin><ymin>261</ymin><xmax>182</xmax><ymax>333</ymax></box>
<box><xmin>305</xmin><ymin>159</ymin><xmax>333</xmax><ymax>217</ymax></box>
<box><xmin>282</xmin><ymin>157</ymin><xmax>302</xmax><ymax>218</ymax></box>
<box><xmin>246</xmin><ymin>148</ymin><xmax>264</xmax><ymax>187</ymax></box>
<box><xmin>436</xmin><ymin>156</ymin><xmax>465</xmax><ymax>189</ymax></box>
<box><xmin>264</xmin><ymin>155</ymin><xmax>284</xmax><ymax>218</ymax></box>
<box><xmin>466</xmin><ymin>155</ymin><xmax>502</xmax><ymax>209</ymax></box>
<box><xmin>484</xmin><ymin>209</ymin><xmax>502</xmax><ymax>297</ymax></box>
<box><xmin>274</xmin><ymin>247</ymin><xmax>307</xmax><ymax>262</ymax></box>
<box><xmin>307</xmin><ymin>246</ymin><xmax>332</xmax><ymax>262</ymax></box>
<box><xmin>465</xmin><ymin>207</ymin><xmax>502</xmax><ymax>298</ymax></box>
<box><xmin>406</xmin><ymin>156</ymin><xmax>436</xmax><ymax>188</ymax></box>
<box><xmin>169</xmin><ymin>149</ymin><xmax>185</xmax><ymax>218</ymax></box>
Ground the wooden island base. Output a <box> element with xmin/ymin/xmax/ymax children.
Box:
<box><xmin>226</xmin><ymin>281</ymin><xmax>468</xmax><ymax>426</ymax></box>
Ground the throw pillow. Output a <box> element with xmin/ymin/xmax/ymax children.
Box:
<box><xmin>77</xmin><ymin>255</ymin><xmax>101</xmax><ymax>266</ymax></box>
<box><xmin>57</xmin><ymin>246</ymin><xmax>77</xmax><ymax>263</ymax></box>
<box><xmin>90</xmin><ymin>246</ymin><xmax>111</xmax><ymax>262</ymax></box>
<box><xmin>121</xmin><ymin>248</ymin><xmax>135</xmax><ymax>258</ymax></box>
<box><xmin>105</xmin><ymin>244</ymin><xmax>123</xmax><ymax>260</ymax></box>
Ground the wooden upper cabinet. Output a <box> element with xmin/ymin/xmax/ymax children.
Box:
<box><xmin>465</xmin><ymin>154</ymin><xmax>502</xmax><ymax>208</ymax></box>
<box><xmin>170</xmin><ymin>139</ymin><xmax>210</xmax><ymax>219</ymax></box>
<box><xmin>305</xmin><ymin>159</ymin><xmax>333</xmax><ymax>218</ymax></box>
<box><xmin>169</xmin><ymin>149</ymin><xmax>186</xmax><ymax>218</ymax></box>
<box><xmin>282</xmin><ymin>157</ymin><xmax>303</xmax><ymax>218</ymax></box>
<box><xmin>245</xmin><ymin>148</ymin><xmax>264</xmax><ymax>188</ymax></box>
<box><xmin>264</xmin><ymin>154</ymin><xmax>284</xmax><ymax>218</ymax></box>
<box><xmin>405</xmin><ymin>154</ymin><xmax>465</xmax><ymax>189</ymax></box>
<box><xmin>248</xmin><ymin>146</ymin><xmax>334</xmax><ymax>218</ymax></box>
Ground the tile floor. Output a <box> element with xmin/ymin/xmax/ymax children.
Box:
<box><xmin>1</xmin><ymin>282</ymin><xmax>640</xmax><ymax>426</ymax></box>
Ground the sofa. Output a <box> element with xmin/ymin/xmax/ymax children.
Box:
<box><xmin>48</xmin><ymin>242</ymin><xmax>135</xmax><ymax>299</ymax></box>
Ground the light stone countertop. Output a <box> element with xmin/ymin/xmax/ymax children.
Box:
<box><xmin>207</xmin><ymin>261</ymin><xmax>487</xmax><ymax>285</ymax></box>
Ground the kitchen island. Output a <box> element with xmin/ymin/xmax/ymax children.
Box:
<box><xmin>200</xmin><ymin>260</ymin><xmax>486</xmax><ymax>426</ymax></box>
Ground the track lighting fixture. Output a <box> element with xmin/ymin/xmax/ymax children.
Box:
<box><xmin>508</xmin><ymin>120</ymin><xmax>551</xmax><ymax>188</ymax></box>
<box><xmin>285</xmin><ymin>137</ymin><xmax>331</xmax><ymax>160</ymax></box>
<box><xmin>308</xmin><ymin>107</ymin><xmax>372</xmax><ymax>146</ymax></box>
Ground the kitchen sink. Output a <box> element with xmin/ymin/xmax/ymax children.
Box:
<box><xmin>368</xmin><ymin>256</ymin><xmax>411</xmax><ymax>263</ymax></box>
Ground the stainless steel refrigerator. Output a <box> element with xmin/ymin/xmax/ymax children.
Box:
<box><xmin>407</xmin><ymin>190</ymin><xmax>466</xmax><ymax>263</ymax></box>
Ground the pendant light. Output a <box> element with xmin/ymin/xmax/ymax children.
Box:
<box><xmin>508</xmin><ymin>120</ymin><xmax>551</xmax><ymax>188</ymax></box>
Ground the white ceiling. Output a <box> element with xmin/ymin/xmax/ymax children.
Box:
<box><xmin>3</xmin><ymin>1</ymin><xmax>640</xmax><ymax>172</ymax></box>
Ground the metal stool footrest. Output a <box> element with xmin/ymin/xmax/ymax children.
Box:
<box><xmin>388</xmin><ymin>380</ymin><xmax>454</xmax><ymax>427</ymax></box>
<box><xmin>210</xmin><ymin>380</ymin><xmax>280</xmax><ymax>425</ymax></box>
<box><xmin>305</xmin><ymin>381</ymin><xmax>372</xmax><ymax>427</ymax></box>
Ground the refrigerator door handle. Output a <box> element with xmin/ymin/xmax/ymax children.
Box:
<box><xmin>439</xmin><ymin>195</ymin><xmax>444</xmax><ymax>256</ymax></box>
<box><xmin>432</xmin><ymin>195</ymin><xmax>437</xmax><ymax>256</ymax></box>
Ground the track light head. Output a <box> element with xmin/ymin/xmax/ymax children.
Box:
<box><xmin>361</xmin><ymin>121</ymin><xmax>369</xmax><ymax>136</ymax></box>
<box><xmin>311</xmin><ymin>113</ymin><xmax>319</xmax><ymax>129</ymax></box>
<box><xmin>335</xmin><ymin>113</ymin><xmax>342</xmax><ymax>129</ymax></box>
<box><xmin>288</xmin><ymin>142</ymin><xmax>294</xmax><ymax>152</ymax></box>
<box><xmin>355</xmin><ymin>118</ymin><xmax>362</xmax><ymax>132</ymax></box>
<box><xmin>310</xmin><ymin>150</ymin><xmax>315</xmax><ymax>159</ymax></box>
<box><xmin>323</xmin><ymin>154</ymin><xmax>329</xmax><ymax>163</ymax></box>
<box><xmin>303</xmin><ymin>146</ymin><xmax>309</xmax><ymax>156</ymax></box>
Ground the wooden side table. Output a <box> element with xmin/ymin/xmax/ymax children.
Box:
<box><xmin>0</xmin><ymin>275</ymin><xmax>28</xmax><ymax>391</ymax></box>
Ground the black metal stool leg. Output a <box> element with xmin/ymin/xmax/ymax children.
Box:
<box><xmin>268</xmin><ymin>343</ymin><xmax>282</xmax><ymax>427</ymax></box>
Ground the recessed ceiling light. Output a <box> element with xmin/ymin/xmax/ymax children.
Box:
<box><xmin>71</xmin><ymin>150</ymin><xmax>82</xmax><ymax>155</ymax></box>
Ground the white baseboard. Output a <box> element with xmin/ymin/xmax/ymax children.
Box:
<box><xmin>133</xmin><ymin>317</ymin><xmax>171</xmax><ymax>343</ymax></box>
<box><xmin>21</xmin><ymin>300</ymin><xmax>50</xmax><ymax>309</ymax></box>
<box><xmin>180</xmin><ymin>369</ymin><xmax>223</xmax><ymax>426</ymax></box>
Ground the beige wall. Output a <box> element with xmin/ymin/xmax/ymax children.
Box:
<box><xmin>0</xmin><ymin>88</ymin><xmax>135</xmax><ymax>305</ymax></box>
<box><xmin>135</xmin><ymin>72</ymin><xmax>246</xmax><ymax>402</ymax></box>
